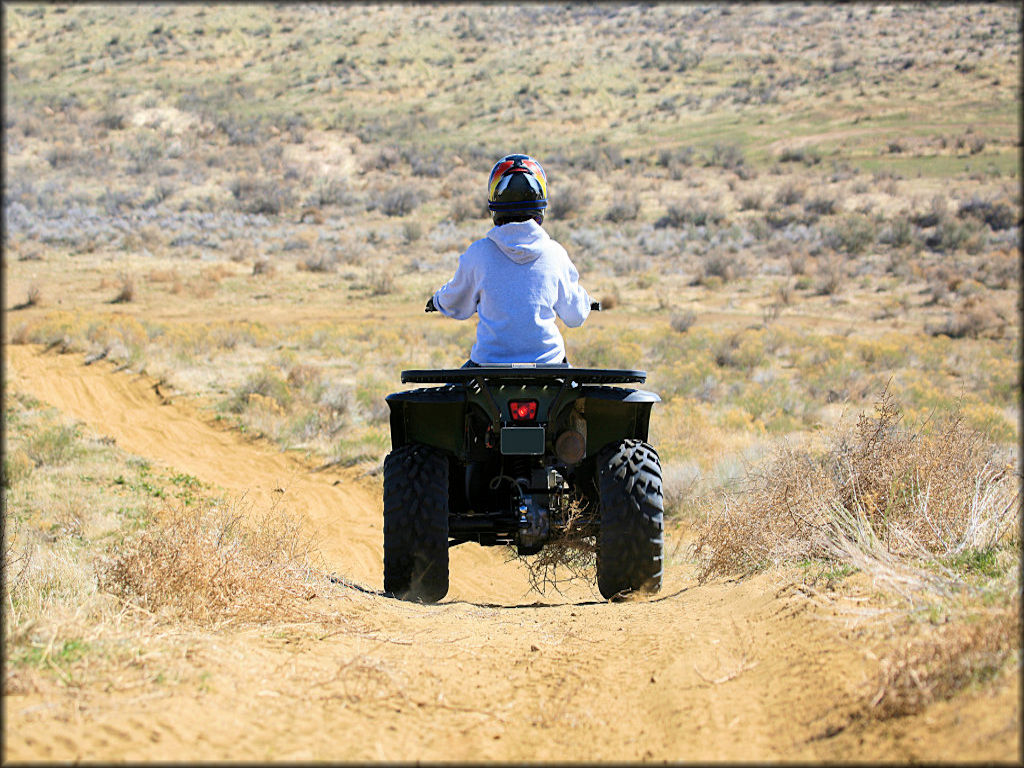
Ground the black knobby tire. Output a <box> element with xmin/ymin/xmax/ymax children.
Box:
<box><xmin>596</xmin><ymin>439</ymin><xmax>664</xmax><ymax>599</ymax></box>
<box><xmin>383</xmin><ymin>443</ymin><xmax>449</xmax><ymax>602</ymax></box>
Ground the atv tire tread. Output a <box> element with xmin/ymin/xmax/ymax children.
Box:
<box><xmin>383</xmin><ymin>443</ymin><xmax>450</xmax><ymax>602</ymax></box>
<box><xmin>596</xmin><ymin>439</ymin><xmax>664</xmax><ymax>599</ymax></box>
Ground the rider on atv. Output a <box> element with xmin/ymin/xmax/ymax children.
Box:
<box><xmin>385</xmin><ymin>156</ymin><xmax>662</xmax><ymax>602</ymax></box>
<box><xmin>425</xmin><ymin>154</ymin><xmax>594</xmax><ymax>367</ymax></box>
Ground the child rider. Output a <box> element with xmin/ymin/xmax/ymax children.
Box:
<box><xmin>425</xmin><ymin>154</ymin><xmax>595</xmax><ymax>366</ymax></box>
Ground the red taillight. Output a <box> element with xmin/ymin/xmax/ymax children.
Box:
<box><xmin>509</xmin><ymin>400</ymin><xmax>538</xmax><ymax>422</ymax></box>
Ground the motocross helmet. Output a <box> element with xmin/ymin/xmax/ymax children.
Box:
<box><xmin>487</xmin><ymin>154</ymin><xmax>547</xmax><ymax>225</ymax></box>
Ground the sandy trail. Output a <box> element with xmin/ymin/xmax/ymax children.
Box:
<box><xmin>3</xmin><ymin>345</ymin><xmax>1018</xmax><ymax>762</ymax></box>
<box><xmin>5</xmin><ymin>344</ymin><xmax>518</xmax><ymax>602</ymax></box>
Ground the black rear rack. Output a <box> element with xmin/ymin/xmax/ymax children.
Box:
<box><xmin>401</xmin><ymin>366</ymin><xmax>647</xmax><ymax>385</ymax></box>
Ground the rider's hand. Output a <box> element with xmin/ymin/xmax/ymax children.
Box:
<box><xmin>590</xmin><ymin>301</ymin><xmax>601</xmax><ymax>312</ymax></box>
<box><xmin>425</xmin><ymin>296</ymin><xmax>438</xmax><ymax>313</ymax></box>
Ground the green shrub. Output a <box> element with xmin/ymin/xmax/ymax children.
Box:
<box><xmin>827</xmin><ymin>215</ymin><xmax>876</xmax><ymax>255</ymax></box>
<box><xmin>604</xmin><ymin>196</ymin><xmax>640</xmax><ymax>223</ymax></box>
<box><xmin>25</xmin><ymin>423</ymin><xmax>82</xmax><ymax>467</ymax></box>
<box><xmin>549</xmin><ymin>184</ymin><xmax>591</xmax><ymax>219</ymax></box>
<box><xmin>230</xmin><ymin>176</ymin><xmax>294</xmax><ymax>215</ymax></box>
<box><xmin>227</xmin><ymin>367</ymin><xmax>293</xmax><ymax>413</ymax></box>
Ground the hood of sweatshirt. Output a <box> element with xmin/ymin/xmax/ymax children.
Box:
<box><xmin>486</xmin><ymin>220</ymin><xmax>549</xmax><ymax>265</ymax></box>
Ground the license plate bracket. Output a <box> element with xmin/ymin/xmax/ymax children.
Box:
<box><xmin>500</xmin><ymin>426</ymin><xmax>545</xmax><ymax>455</ymax></box>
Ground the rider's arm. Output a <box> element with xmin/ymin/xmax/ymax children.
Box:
<box><xmin>432</xmin><ymin>250</ymin><xmax>480</xmax><ymax>320</ymax></box>
<box><xmin>553</xmin><ymin>255</ymin><xmax>592</xmax><ymax>328</ymax></box>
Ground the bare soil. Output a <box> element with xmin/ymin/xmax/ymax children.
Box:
<box><xmin>4</xmin><ymin>344</ymin><xmax>1018</xmax><ymax>763</ymax></box>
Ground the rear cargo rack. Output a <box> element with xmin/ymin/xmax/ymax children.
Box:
<box><xmin>401</xmin><ymin>367</ymin><xmax>647</xmax><ymax>385</ymax></box>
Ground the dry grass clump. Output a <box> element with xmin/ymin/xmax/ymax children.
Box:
<box><xmin>111</xmin><ymin>272</ymin><xmax>135</xmax><ymax>304</ymax></box>
<box><xmin>670</xmin><ymin>309</ymin><xmax>697</xmax><ymax>333</ymax></box>
<box><xmin>147</xmin><ymin>267</ymin><xmax>181</xmax><ymax>284</ymax></box>
<box><xmin>693</xmin><ymin>389</ymin><xmax>1019</xmax><ymax>581</ymax></box>
<box><xmin>23</xmin><ymin>421</ymin><xmax>82</xmax><ymax>467</ymax></box>
<box><xmin>3</xmin><ymin>388</ymin><xmax>352</xmax><ymax>697</ymax></box>
<box><xmin>219</xmin><ymin>361</ymin><xmax>366</xmax><ymax>460</ymax></box>
<box><xmin>366</xmin><ymin>263</ymin><xmax>397</xmax><ymax>295</ymax></box>
<box><xmin>12</xmin><ymin>283</ymin><xmax>43</xmax><ymax>310</ymax></box>
<box><xmin>660</xmin><ymin>460</ymin><xmax>702</xmax><ymax>519</ymax></box>
<box><xmin>657</xmin><ymin>196</ymin><xmax>726</xmax><ymax>228</ymax></box>
<box><xmin>548</xmin><ymin>184</ymin><xmax>591</xmax><ymax>220</ymax></box>
<box><xmin>4</xmin><ymin>398</ymin><xmax>172</xmax><ymax>689</ymax></box>
<box><xmin>97</xmin><ymin>500</ymin><xmax>329</xmax><ymax>625</ymax></box>
<box><xmin>604</xmin><ymin>195</ymin><xmax>641</xmax><ymax>223</ymax></box>
<box><xmin>925</xmin><ymin>296</ymin><xmax>1007</xmax><ymax>339</ymax></box>
<box><xmin>252</xmin><ymin>257</ymin><xmax>275</xmax><ymax>276</ymax></box>
<box><xmin>200</xmin><ymin>264</ymin><xmax>234</xmax><ymax>283</ymax></box>
<box><xmin>698</xmin><ymin>251</ymin><xmax>747</xmax><ymax>285</ymax></box>
<box><xmin>774</xmin><ymin>181</ymin><xmax>806</xmax><ymax>206</ymax></box>
<box><xmin>599</xmin><ymin>287</ymin><xmax>620</xmax><ymax>310</ymax></box>
<box><xmin>737</xmin><ymin>190</ymin><xmax>764</xmax><ymax>211</ymax></box>
<box><xmin>298</xmin><ymin>252</ymin><xmax>339</xmax><ymax>273</ymax></box>
<box><xmin>448</xmin><ymin>193</ymin><xmax>488</xmax><ymax>223</ymax></box>
<box><xmin>957</xmin><ymin>195</ymin><xmax>1018</xmax><ymax>232</ymax></box>
<box><xmin>230</xmin><ymin>175</ymin><xmax>294</xmax><ymax>215</ymax></box>
<box><xmin>227</xmin><ymin>366</ymin><xmax>294</xmax><ymax>414</ymax></box>
<box><xmin>827</xmin><ymin>397</ymin><xmax>1017</xmax><ymax>556</ymax></box>
<box><xmin>374</xmin><ymin>187</ymin><xmax>421</xmax><ymax>217</ymax></box>
<box><xmin>509</xmin><ymin>499</ymin><xmax>597</xmax><ymax>594</ymax></box>
<box><xmin>868</xmin><ymin>602</ymin><xmax>1019</xmax><ymax>719</ymax></box>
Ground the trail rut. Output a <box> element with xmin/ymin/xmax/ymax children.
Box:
<box><xmin>4</xmin><ymin>345</ymin><xmax>1017</xmax><ymax>762</ymax></box>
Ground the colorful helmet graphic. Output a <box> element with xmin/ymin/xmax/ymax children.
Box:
<box><xmin>487</xmin><ymin>154</ymin><xmax>547</xmax><ymax>224</ymax></box>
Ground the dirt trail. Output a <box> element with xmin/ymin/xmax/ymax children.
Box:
<box><xmin>4</xmin><ymin>345</ymin><xmax>1018</xmax><ymax>762</ymax></box>
<box><xmin>4</xmin><ymin>345</ymin><xmax>519</xmax><ymax>602</ymax></box>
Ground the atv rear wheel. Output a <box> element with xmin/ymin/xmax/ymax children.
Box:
<box><xmin>595</xmin><ymin>439</ymin><xmax>664</xmax><ymax>599</ymax></box>
<box><xmin>383</xmin><ymin>443</ymin><xmax>449</xmax><ymax>602</ymax></box>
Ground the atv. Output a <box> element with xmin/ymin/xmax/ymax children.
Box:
<box><xmin>382</xmin><ymin>354</ymin><xmax>664</xmax><ymax>602</ymax></box>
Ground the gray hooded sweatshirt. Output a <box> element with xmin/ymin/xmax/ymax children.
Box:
<box><xmin>432</xmin><ymin>220</ymin><xmax>592</xmax><ymax>365</ymax></box>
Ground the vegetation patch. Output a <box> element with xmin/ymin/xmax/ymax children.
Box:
<box><xmin>868</xmin><ymin>603</ymin><xmax>1019</xmax><ymax>719</ymax></box>
<box><xmin>693</xmin><ymin>389</ymin><xmax>1018</xmax><ymax>580</ymax></box>
<box><xmin>692</xmin><ymin>388</ymin><xmax>1020</xmax><ymax>720</ymax></box>
<box><xmin>3</xmin><ymin>387</ymin><xmax>346</xmax><ymax>696</ymax></box>
<box><xmin>97</xmin><ymin>501</ymin><xmax>331</xmax><ymax>625</ymax></box>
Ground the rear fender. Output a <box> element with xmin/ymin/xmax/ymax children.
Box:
<box><xmin>554</xmin><ymin>386</ymin><xmax>660</xmax><ymax>458</ymax></box>
<box><xmin>386</xmin><ymin>387</ymin><xmax>466</xmax><ymax>454</ymax></box>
